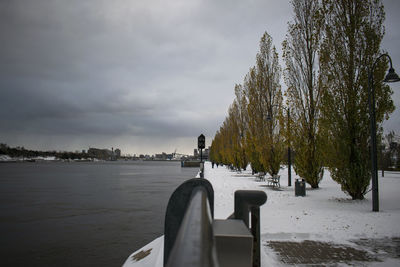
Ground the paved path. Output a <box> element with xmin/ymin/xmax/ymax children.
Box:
<box><xmin>264</xmin><ymin>237</ymin><xmax>400</xmax><ymax>266</ymax></box>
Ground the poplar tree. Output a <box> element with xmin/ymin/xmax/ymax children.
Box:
<box><xmin>320</xmin><ymin>0</ymin><xmax>394</xmax><ymax>199</ymax></box>
<box><xmin>210</xmin><ymin>131</ymin><xmax>222</xmax><ymax>164</ymax></box>
<box><xmin>246</xmin><ymin>32</ymin><xmax>284</xmax><ymax>176</ymax></box>
<box><xmin>244</xmin><ymin>67</ymin><xmax>265</xmax><ymax>173</ymax></box>
<box><xmin>234</xmin><ymin>84</ymin><xmax>249</xmax><ymax>170</ymax></box>
<box><xmin>283</xmin><ymin>0</ymin><xmax>324</xmax><ymax>188</ymax></box>
<box><xmin>227</xmin><ymin>101</ymin><xmax>242</xmax><ymax>170</ymax></box>
<box><xmin>220</xmin><ymin>118</ymin><xmax>233</xmax><ymax>166</ymax></box>
<box><xmin>210</xmin><ymin>97</ymin><xmax>246</xmax><ymax>171</ymax></box>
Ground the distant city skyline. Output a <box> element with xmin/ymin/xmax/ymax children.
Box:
<box><xmin>1</xmin><ymin>0</ymin><xmax>399</xmax><ymax>155</ymax></box>
<box><xmin>0</xmin><ymin>141</ymin><xmax>205</xmax><ymax>158</ymax></box>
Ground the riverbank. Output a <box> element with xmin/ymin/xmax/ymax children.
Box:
<box><xmin>124</xmin><ymin>161</ymin><xmax>400</xmax><ymax>266</ymax></box>
<box><xmin>0</xmin><ymin>154</ymin><xmax>186</xmax><ymax>163</ymax></box>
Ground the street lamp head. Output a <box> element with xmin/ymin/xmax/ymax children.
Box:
<box><xmin>384</xmin><ymin>67</ymin><xmax>400</xmax><ymax>83</ymax></box>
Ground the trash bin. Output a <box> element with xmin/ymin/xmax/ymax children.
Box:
<box><xmin>295</xmin><ymin>179</ymin><xmax>306</xmax><ymax>197</ymax></box>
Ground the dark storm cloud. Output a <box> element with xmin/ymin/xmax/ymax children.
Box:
<box><xmin>0</xmin><ymin>0</ymin><xmax>398</xmax><ymax>154</ymax></box>
<box><xmin>0</xmin><ymin>0</ymin><xmax>275</xmax><ymax>153</ymax></box>
<box><xmin>0</xmin><ymin>1</ymin><xmax>212</xmax><ymax>137</ymax></box>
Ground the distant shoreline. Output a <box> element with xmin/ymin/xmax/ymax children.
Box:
<box><xmin>0</xmin><ymin>158</ymin><xmax>186</xmax><ymax>163</ymax></box>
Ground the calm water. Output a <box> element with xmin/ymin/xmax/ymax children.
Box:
<box><xmin>0</xmin><ymin>161</ymin><xmax>197</xmax><ymax>266</ymax></box>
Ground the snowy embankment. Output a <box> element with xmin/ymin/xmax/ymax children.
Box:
<box><xmin>207</xmin><ymin>163</ymin><xmax>400</xmax><ymax>242</ymax></box>
<box><xmin>0</xmin><ymin>155</ymin><xmax>59</xmax><ymax>161</ymax></box>
<box><xmin>0</xmin><ymin>154</ymin><xmax>13</xmax><ymax>161</ymax></box>
<box><xmin>123</xmin><ymin>162</ymin><xmax>400</xmax><ymax>266</ymax></box>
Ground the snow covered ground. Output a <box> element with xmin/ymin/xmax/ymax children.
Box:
<box><xmin>207</xmin><ymin>163</ymin><xmax>400</xmax><ymax>241</ymax></box>
<box><xmin>123</xmin><ymin>162</ymin><xmax>400</xmax><ymax>266</ymax></box>
<box><xmin>205</xmin><ymin>162</ymin><xmax>400</xmax><ymax>266</ymax></box>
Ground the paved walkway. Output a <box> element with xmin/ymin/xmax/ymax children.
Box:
<box><xmin>265</xmin><ymin>237</ymin><xmax>400</xmax><ymax>266</ymax></box>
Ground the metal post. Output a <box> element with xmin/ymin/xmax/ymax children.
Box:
<box><xmin>287</xmin><ymin>109</ymin><xmax>291</xmax><ymax>187</ymax></box>
<box><xmin>369</xmin><ymin>71</ymin><xmax>379</xmax><ymax>212</ymax></box>
<box><xmin>250</xmin><ymin>206</ymin><xmax>261</xmax><ymax>267</ymax></box>
<box><xmin>380</xmin><ymin>143</ymin><xmax>385</xmax><ymax>177</ymax></box>
<box><xmin>234</xmin><ymin>190</ymin><xmax>267</xmax><ymax>267</ymax></box>
<box><xmin>288</xmin><ymin>147</ymin><xmax>291</xmax><ymax>187</ymax></box>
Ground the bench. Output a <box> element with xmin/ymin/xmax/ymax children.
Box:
<box><xmin>267</xmin><ymin>175</ymin><xmax>280</xmax><ymax>187</ymax></box>
<box><xmin>256</xmin><ymin>172</ymin><xmax>266</xmax><ymax>182</ymax></box>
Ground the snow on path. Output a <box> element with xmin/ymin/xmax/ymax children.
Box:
<box><xmin>205</xmin><ymin>162</ymin><xmax>400</xmax><ymax>266</ymax></box>
<box><xmin>205</xmin><ymin>162</ymin><xmax>400</xmax><ymax>243</ymax></box>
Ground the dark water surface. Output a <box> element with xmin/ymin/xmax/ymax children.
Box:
<box><xmin>0</xmin><ymin>161</ymin><xmax>197</xmax><ymax>266</ymax></box>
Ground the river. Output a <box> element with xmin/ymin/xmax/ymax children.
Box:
<box><xmin>0</xmin><ymin>161</ymin><xmax>197</xmax><ymax>266</ymax></box>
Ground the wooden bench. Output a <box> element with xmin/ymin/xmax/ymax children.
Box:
<box><xmin>267</xmin><ymin>175</ymin><xmax>280</xmax><ymax>187</ymax></box>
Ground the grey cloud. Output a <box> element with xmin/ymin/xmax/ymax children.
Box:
<box><xmin>0</xmin><ymin>0</ymin><xmax>399</xmax><ymax>154</ymax></box>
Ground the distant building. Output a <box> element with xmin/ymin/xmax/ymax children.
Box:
<box><xmin>115</xmin><ymin>148</ymin><xmax>121</xmax><ymax>158</ymax></box>
<box><xmin>87</xmin><ymin>148</ymin><xmax>112</xmax><ymax>160</ymax></box>
<box><xmin>193</xmin><ymin>147</ymin><xmax>209</xmax><ymax>160</ymax></box>
<box><xmin>155</xmin><ymin>152</ymin><xmax>167</xmax><ymax>160</ymax></box>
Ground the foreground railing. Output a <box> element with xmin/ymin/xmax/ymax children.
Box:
<box><xmin>233</xmin><ymin>190</ymin><xmax>268</xmax><ymax>267</ymax></box>
<box><xmin>164</xmin><ymin>178</ymin><xmax>267</xmax><ymax>267</ymax></box>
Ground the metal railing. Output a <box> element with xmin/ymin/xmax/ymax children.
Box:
<box><xmin>164</xmin><ymin>178</ymin><xmax>215</xmax><ymax>266</ymax></box>
<box><xmin>166</xmin><ymin>187</ymin><xmax>218</xmax><ymax>267</ymax></box>
<box><xmin>164</xmin><ymin>178</ymin><xmax>267</xmax><ymax>267</ymax></box>
<box><xmin>233</xmin><ymin>190</ymin><xmax>267</xmax><ymax>267</ymax></box>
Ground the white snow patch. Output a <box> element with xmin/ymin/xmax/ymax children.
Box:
<box><xmin>0</xmin><ymin>154</ymin><xmax>13</xmax><ymax>161</ymax></box>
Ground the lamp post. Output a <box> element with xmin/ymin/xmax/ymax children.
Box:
<box><xmin>266</xmin><ymin>105</ymin><xmax>292</xmax><ymax>186</ymax></box>
<box><xmin>286</xmin><ymin>108</ymin><xmax>292</xmax><ymax>187</ymax></box>
<box><xmin>368</xmin><ymin>53</ymin><xmax>400</xmax><ymax>212</ymax></box>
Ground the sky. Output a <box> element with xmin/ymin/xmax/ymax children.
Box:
<box><xmin>0</xmin><ymin>0</ymin><xmax>399</xmax><ymax>156</ymax></box>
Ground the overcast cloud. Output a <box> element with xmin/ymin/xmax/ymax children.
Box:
<box><xmin>0</xmin><ymin>0</ymin><xmax>399</xmax><ymax>155</ymax></box>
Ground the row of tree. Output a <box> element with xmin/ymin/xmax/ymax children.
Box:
<box><xmin>210</xmin><ymin>0</ymin><xmax>395</xmax><ymax>200</ymax></box>
<box><xmin>0</xmin><ymin>143</ymin><xmax>89</xmax><ymax>160</ymax></box>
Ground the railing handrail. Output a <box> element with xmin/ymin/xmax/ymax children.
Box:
<box><xmin>164</xmin><ymin>178</ymin><xmax>267</xmax><ymax>267</ymax></box>
<box><xmin>164</xmin><ymin>178</ymin><xmax>215</xmax><ymax>266</ymax></box>
<box><xmin>166</xmin><ymin>187</ymin><xmax>219</xmax><ymax>267</ymax></box>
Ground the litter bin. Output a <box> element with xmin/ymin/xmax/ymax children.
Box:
<box><xmin>295</xmin><ymin>179</ymin><xmax>306</xmax><ymax>197</ymax></box>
